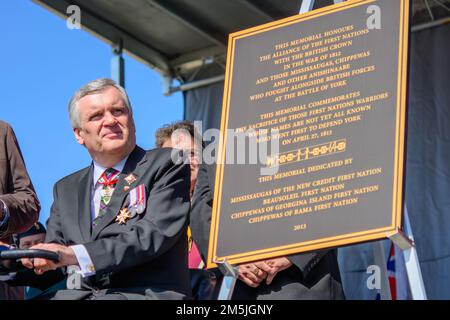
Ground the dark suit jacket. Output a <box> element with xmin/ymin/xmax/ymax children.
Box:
<box><xmin>0</xmin><ymin>121</ymin><xmax>40</xmax><ymax>242</ymax></box>
<box><xmin>190</xmin><ymin>163</ymin><xmax>344</xmax><ymax>300</ymax></box>
<box><xmin>45</xmin><ymin>146</ymin><xmax>192</xmax><ymax>300</ymax></box>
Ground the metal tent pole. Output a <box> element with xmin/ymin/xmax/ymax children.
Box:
<box><xmin>111</xmin><ymin>39</ymin><xmax>125</xmax><ymax>87</ymax></box>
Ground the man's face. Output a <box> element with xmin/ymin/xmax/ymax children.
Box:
<box><xmin>162</xmin><ymin>132</ymin><xmax>200</xmax><ymax>194</ymax></box>
<box><xmin>19</xmin><ymin>233</ymin><xmax>46</xmax><ymax>249</ymax></box>
<box><xmin>73</xmin><ymin>86</ymin><xmax>136</xmax><ymax>161</ymax></box>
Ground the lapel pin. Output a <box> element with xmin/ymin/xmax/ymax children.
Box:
<box><xmin>124</xmin><ymin>174</ymin><xmax>136</xmax><ymax>185</ymax></box>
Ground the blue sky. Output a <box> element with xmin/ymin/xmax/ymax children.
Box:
<box><xmin>0</xmin><ymin>1</ymin><xmax>183</xmax><ymax>223</ymax></box>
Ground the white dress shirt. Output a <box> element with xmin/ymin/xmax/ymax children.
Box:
<box><xmin>71</xmin><ymin>156</ymin><xmax>128</xmax><ymax>277</ymax></box>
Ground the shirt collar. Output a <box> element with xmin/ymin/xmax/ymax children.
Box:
<box><xmin>92</xmin><ymin>155</ymin><xmax>129</xmax><ymax>185</ymax></box>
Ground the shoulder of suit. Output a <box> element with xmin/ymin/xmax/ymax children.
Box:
<box><xmin>0</xmin><ymin>120</ymin><xmax>10</xmax><ymax>129</ymax></box>
<box><xmin>144</xmin><ymin>147</ymin><xmax>183</xmax><ymax>164</ymax></box>
<box><xmin>54</xmin><ymin>165</ymin><xmax>91</xmax><ymax>187</ymax></box>
<box><xmin>143</xmin><ymin>147</ymin><xmax>190</xmax><ymax>175</ymax></box>
<box><xmin>0</xmin><ymin>121</ymin><xmax>12</xmax><ymax>137</ymax></box>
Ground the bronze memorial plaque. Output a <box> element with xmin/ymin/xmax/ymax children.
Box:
<box><xmin>208</xmin><ymin>0</ymin><xmax>410</xmax><ymax>268</ymax></box>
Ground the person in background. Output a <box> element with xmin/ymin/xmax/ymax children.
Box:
<box><xmin>155</xmin><ymin>120</ymin><xmax>219</xmax><ymax>300</ymax></box>
<box><xmin>155</xmin><ymin>121</ymin><xmax>201</xmax><ymax>198</ymax></box>
<box><xmin>18</xmin><ymin>222</ymin><xmax>46</xmax><ymax>250</ymax></box>
<box><xmin>0</xmin><ymin>120</ymin><xmax>40</xmax><ymax>300</ymax></box>
<box><xmin>15</xmin><ymin>222</ymin><xmax>65</xmax><ymax>299</ymax></box>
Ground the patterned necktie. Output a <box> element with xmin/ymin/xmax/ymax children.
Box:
<box><xmin>93</xmin><ymin>168</ymin><xmax>120</xmax><ymax>227</ymax></box>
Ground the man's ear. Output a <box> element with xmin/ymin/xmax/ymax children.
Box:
<box><xmin>73</xmin><ymin>128</ymin><xmax>85</xmax><ymax>146</ymax></box>
<box><xmin>130</xmin><ymin>117</ymin><xmax>137</xmax><ymax>135</ymax></box>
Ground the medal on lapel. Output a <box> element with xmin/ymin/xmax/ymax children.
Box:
<box><xmin>100</xmin><ymin>186</ymin><xmax>113</xmax><ymax>205</ymax></box>
<box><xmin>125</xmin><ymin>174</ymin><xmax>136</xmax><ymax>185</ymax></box>
<box><xmin>98</xmin><ymin>169</ymin><xmax>120</xmax><ymax>206</ymax></box>
<box><xmin>115</xmin><ymin>208</ymin><xmax>132</xmax><ymax>225</ymax></box>
<box><xmin>128</xmin><ymin>184</ymin><xmax>146</xmax><ymax>215</ymax></box>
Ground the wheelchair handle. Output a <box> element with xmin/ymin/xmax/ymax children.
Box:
<box><xmin>0</xmin><ymin>249</ymin><xmax>60</xmax><ymax>262</ymax></box>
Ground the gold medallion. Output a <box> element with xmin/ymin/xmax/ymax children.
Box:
<box><xmin>124</xmin><ymin>174</ymin><xmax>136</xmax><ymax>185</ymax></box>
<box><xmin>115</xmin><ymin>208</ymin><xmax>132</xmax><ymax>225</ymax></box>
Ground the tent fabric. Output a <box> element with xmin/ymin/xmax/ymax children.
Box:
<box><xmin>184</xmin><ymin>82</ymin><xmax>224</xmax><ymax>132</ymax></box>
<box><xmin>183</xmin><ymin>24</ymin><xmax>450</xmax><ymax>299</ymax></box>
<box><xmin>403</xmin><ymin>24</ymin><xmax>450</xmax><ymax>299</ymax></box>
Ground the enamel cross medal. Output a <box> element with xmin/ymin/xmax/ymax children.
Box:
<box><xmin>100</xmin><ymin>185</ymin><xmax>112</xmax><ymax>205</ymax></box>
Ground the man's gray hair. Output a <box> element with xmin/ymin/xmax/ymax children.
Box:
<box><xmin>68</xmin><ymin>78</ymin><xmax>132</xmax><ymax>128</ymax></box>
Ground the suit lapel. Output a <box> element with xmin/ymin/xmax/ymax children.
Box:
<box><xmin>78</xmin><ymin>166</ymin><xmax>94</xmax><ymax>242</ymax></box>
<box><xmin>91</xmin><ymin>147</ymin><xmax>147</xmax><ymax>240</ymax></box>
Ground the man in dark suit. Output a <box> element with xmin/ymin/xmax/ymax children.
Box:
<box><xmin>191</xmin><ymin>163</ymin><xmax>345</xmax><ymax>300</ymax></box>
<box><xmin>0</xmin><ymin>120</ymin><xmax>40</xmax><ymax>299</ymax></box>
<box><xmin>22</xmin><ymin>78</ymin><xmax>192</xmax><ymax>300</ymax></box>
